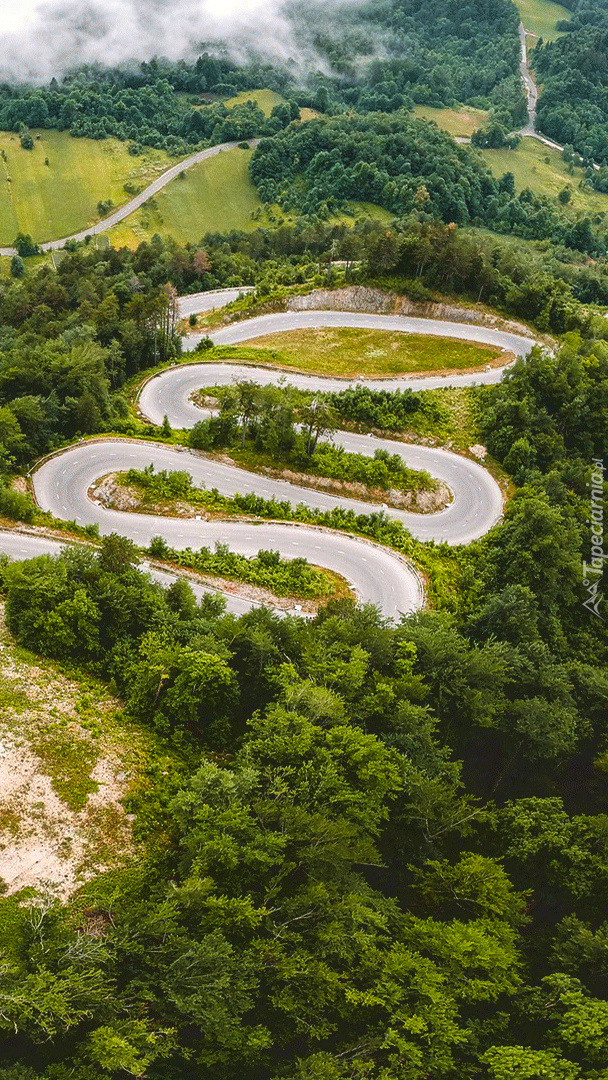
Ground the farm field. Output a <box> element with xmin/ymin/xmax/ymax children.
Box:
<box><xmin>0</xmin><ymin>130</ymin><xmax>171</xmax><ymax>246</ymax></box>
<box><xmin>220</xmin><ymin>328</ymin><xmax>504</xmax><ymax>378</ymax></box>
<box><xmin>513</xmin><ymin>0</ymin><xmax>569</xmax><ymax>41</ymax></box>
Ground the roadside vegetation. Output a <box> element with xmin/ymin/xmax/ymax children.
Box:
<box><xmin>186</xmin><ymin>379</ymin><xmax>442</xmax><ymax>502</ymax></box>
<box><xmin>146</xmin><ymin>535</ymin><xmax>343</xmax><ymax>601</ymax></box>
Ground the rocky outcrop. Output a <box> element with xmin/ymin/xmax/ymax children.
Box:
<box><xmin>287</xmin><ymin>286</ymin><xmax>534</xmax><ymax>338</ymax></box>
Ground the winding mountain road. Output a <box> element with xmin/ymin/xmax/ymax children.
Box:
<box><xmin>519</xmin><ymin>22</ymin><xmax>539</xmax><ymax>137</ymax></box>
<box><xmin>31</xmin><ymin>440</ymin><xmax>425</xmax><ymax>621</ymax></box>
<box><xmin>3</xmin><ymin>309</ymin><xmax>535</xmax><ymax>620</ymax></box>
<box><xmin>517</xmin><ymin>21</ymin><xmax>590</xmax><ymax>158</ymax></box>
<box><xmin>194</xmin><ymin>310</ymin><xmax>534</xmax><ymax>388</ymax></box>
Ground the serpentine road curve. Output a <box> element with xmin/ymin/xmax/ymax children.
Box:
<box><xmin>12</xmin><ymin>311</ymin><xmax>536</xmax><ymax>620</ymax></box>
<box><xmin>31</xmin><ymin>440</ymin><xmax>425</xmax><ymax>620</ymax></box>
<box><xmin>192</xmin><ymin>310</ymin><xmax>534</xmax><ymax>388</ymax></box>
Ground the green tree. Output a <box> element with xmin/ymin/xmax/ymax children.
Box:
<box><xmin>127</xmin><ymin>633</ymin><xmax>238</xmax><ymax>740</ymax></box>
<box><xmin>9</xmin><ymin>255</ymin><xmax>24</xmax><ymax>278</ymax></box>
<box><xmin>482</xmin><ymin>1045</ymin><xmax>580</xmax><ymax>1080</ymax></box>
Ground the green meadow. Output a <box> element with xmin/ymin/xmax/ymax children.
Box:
<box><xmin>513</xmin><ymin>0</ymin><xmax>569</xmax><ymax>41</ymax></box>
<box><xmin>0</xmin><ymin>130</ymin><xmax>170</xmax><ymax>246</ymax></box>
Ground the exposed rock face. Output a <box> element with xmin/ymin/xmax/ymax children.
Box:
<box><xmin>287</xmin><ymin>286</ymin><xmax>533</xmax><ymax>338</ymax></box>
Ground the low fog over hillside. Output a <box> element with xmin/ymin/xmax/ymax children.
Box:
<box><xmin>0</xmin><ymin>0</ymin><xmax>368</xmax><ymax>82</ymax></box>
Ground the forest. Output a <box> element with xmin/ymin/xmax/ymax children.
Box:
<box><xmin>0</xmin><ymin>207</ymin><xmax>606</xmax><ymax>1079</ymax></box>
<box><xmin>0</xmin><ymin>0</ymin><xmax>525</xmax><ymax>154</ymax></box>
<box><xmin>533</xmin><ymin>0</ymin><xmax>608</xmax><ymax>162</ymax></box>
<box><xmin>0</xmin><ymin>326</ymin><xmax>607</xmax><ymax>1075</ymax></box>
<box><xmin>249</xmin><ymin>115</ymin><xmax>606</xmax><ymax>255</ymax></box>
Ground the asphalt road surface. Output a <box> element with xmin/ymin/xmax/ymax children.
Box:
<box><xmin>3</xmin><ymin>312</ymin><xmax>536</xmax><ymax>620</ymax></box>
<box><xmin>31</xmin><ymin>441</ymin><xmax>425</xmax><ymax>620</ymax></box>
<box><xmin>519</xmin><ymin>22</ymin><xmax>538</xmax><ymax>136</ymax></box>
<box><xmin>186</xmin><ymin>309</ymin><xmax>536</xmax><ymax>389</ymax></box>
<box><xmin>178</xmin><ymin>288</ymin><xmax>255</xmax><ymax>318</ymax></box>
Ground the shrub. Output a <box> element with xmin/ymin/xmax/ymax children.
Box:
<box><xmin>0</xmin><ymin>485</ymin><xmax>37</xmax><ymax>523</ymax></box>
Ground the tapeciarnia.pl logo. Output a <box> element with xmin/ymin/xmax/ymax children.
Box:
<box><xmin>582</xmin><ymin>458</ymin><xmax>605</xmax><ymax>619</ymax></box>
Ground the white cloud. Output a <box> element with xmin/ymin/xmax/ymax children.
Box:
<box><xmin>0</xmin><ymin>0</ymin><xmax>335</xmax><ymax>82</ymax></box>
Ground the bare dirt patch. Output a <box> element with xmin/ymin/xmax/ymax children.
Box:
<box><xmin>0</xmin><ymin>608</ymin><xmax>146</xmax><ymax>899</ymax></box>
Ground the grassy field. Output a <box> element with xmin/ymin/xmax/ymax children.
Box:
<box><xmin>514</xmin><ymin>0</ymin><xmax>569</xmax><ymax>41</ymax></box>
<box><xmin>0</xmin><ymin>108</ymin><xmax>389</xmax><ymax>252</ymax></box>
<box><xmin>107</xmin><ymin>147</ymin><xmax>270</xmax><ymax>247</ymax></box>
<box><xmin>0</xmin><ymin>131</ymin><xmax>171</xmax><ymax>246</ymax></box>
<box><xmin>414</xmin><ymin>105</ymin><xmax>489</xmax><ymax>138</ymax></box>
<box><xmin>477</xmin><ymin>137</ymin><xmax>608</xmax><ymax>218</ymax></box>
<box><xmin>107</xmin><ymin>148</ymin><xmax>391</xmax><ymax>248</ymax></box>
<box><xmin>218</xmin><ymin>328</ymin><xmax>504</xmax><ymax>377</ymax></box>
<box><xmin>225</xmin><ymin>89</ymin><xmax>285</xmax><ymax>116</ymax></box>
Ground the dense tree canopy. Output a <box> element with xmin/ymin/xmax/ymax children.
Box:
<box><xmin>250</xmin><ymin>114</ymin><xmax>607</xmax><ymax>255</ymax></box>
<box><xmin>0</xmin><ymin>0</ymin><xmax>524</xmax><ymax>157</ymax></box>
<box><xmin>533</xmin><ymin>0</ymin><xmax>608</xmax><ymax>164</ymax></box>
<box><xmin>0</xmin><ymin>6</ymin><xmax>607</xmax><ymax>1071</ymax></box>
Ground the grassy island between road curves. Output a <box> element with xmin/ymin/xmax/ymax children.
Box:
<box><xmin>209</xmin><ymin>329</ymin><xmax>506</xmax><ymax>378</ymax></box>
